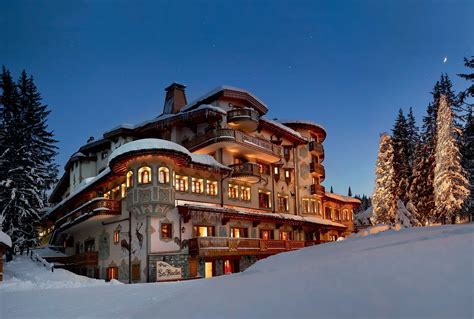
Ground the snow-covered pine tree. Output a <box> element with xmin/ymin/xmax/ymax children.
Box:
<box><xmin>433</xmin><ymin>95</ymin><xmax>470</xmax><ymax>223</ymax></box>
<box><xmin>408</xmin><ymin>142</ymin><xmax>435</xmax><ymax>225</ymax></box>
<box><xmin>457</xmin><ymin>56</ymin><xmax>473</xmax><ymax>106</ymax></box>
<box><xmin>371</xmin><ymin>133</ymin><xmax>397</xmax><ymax>225</ymax></box>
<box><xmin>391</xmin><ymin>109</ymin><xmax>410</xmax><ymax>204</ymax></box>
<box><xmin>406</xmin><ymin>107</ymin><xmax>419</xmax><ymax>168</ymax></box>
<box><xmin>0</xmin><ymin>68</ymin><xmax>58</xmax><ymax>251</ymax></box>
<box><xmin>461</xmin><ymin>110</ymin><xmax>473</xmax><ymax>218</ymax></box>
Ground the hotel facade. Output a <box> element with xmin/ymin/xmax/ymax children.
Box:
<box><xmin>43</xmin><ymin>84</ymin><xmax>360</xmax><ymax>283</ymax></box>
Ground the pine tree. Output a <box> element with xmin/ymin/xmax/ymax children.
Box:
<box><xmin>433</xmin><ymin>95</ymin><xmax>470</xmax><ymax>223</ymax></box>
<box><xmin>348</xmin><ymin>186</ymin><xmax>352</xmax><ymax>197</ymax></box>
<box><xmin>406</xmin><ymin>107</ymin><xmax>419</xmax><ymax>168</ymax></box>
<box><xmin>391</xmin><ymin>109</ymin><xmax>410</xmax><ymax>204</ymax></box>
<box><xmin>330</xmin><ymin>186</ymin><xmax>333</xmax><ymax>193</ymax></box>
<box><xmin>461</xmin><ymin>110</ymin><xmax>474</xmax><ymax>218</ymax></box>
<box><xmin>371</xmin><ymin>133</ymin><xmax>397</xmax><ymax>225</ymax></box>
<box><xmin>0</xmin><ymin>68</ymin><xmax>58</xmax><ymax>251</ymax></box>
<box><xmin>457</xmin><ymin>56</ymin><xmax>473</xmax><ymax>106</ymax></box>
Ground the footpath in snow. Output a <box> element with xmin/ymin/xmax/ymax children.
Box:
<box><xmin>1</xmin><ymin>224</ymin><xmax>473</xmax><ymax>319</ymax></box>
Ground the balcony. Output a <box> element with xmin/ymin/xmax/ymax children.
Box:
<box><xmin>183</xmin><ymin>128</ymin><xmax>283</xmax><ymax>162</ymax></box>
<box><xmin>309</xmin><ymin>162</ymin><xmax>325</xmax><ymax>180</ymax></box>
<box><xmin>55</xmin><ymin>198</ymin><xmax>121</xmax><ymax>232</ymax></box>
<box><xmin>310</xmin><ymin>184</ymin><xmax>326</xmax><ymax>196</ymax></box>
<box><xmin>227</xmin><ymin>108</ymin><xmax>260</xmax><ymax>133</ymax></box>
<box><xmin>309</xmin><ymin>141</ymin><xmax>324</xmax><ymax>157</ymax></box>
<box><xmin>188</xmin><ymin>237</ymin><xmax>315</xmax><ymax>257</ymax></box>
<box><xmin>45</xmin><ymin>251</ymin><xmax>99</xmax><ymax>268</ymax></box>
<box><xmin>230</xmin><ymin>162</ymin><xmax>262</xmax><ymax>183</ymax></box>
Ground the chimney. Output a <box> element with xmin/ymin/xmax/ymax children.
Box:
<box><xmin>163</xmin><ymin>82</ymin><xmax>187</xmax><ymax>114</ymax></box>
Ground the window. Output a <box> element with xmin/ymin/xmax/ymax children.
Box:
<box><xmin>260</xmin><ymin>229</ymin><xmax>274</xmax><ymax>240</ymax></box>
<box><xmin>284</xmin><ymin>169</ymin><xmax>291</xmax><ymax>183</ymax></box>
<box><xmin>223</xmin><ymin>259</ymin><xmax>239</xmax><ymax>274</ymax></box>
<box><xmin>111</xmin><ymin>186</ymin><xmax>121</xmax><ymax>200</ymax></box>
<box><xmin>279</xmin><ymin>231</ymin><xmax>292</xmax><ymax>241</ymax></box>
<box><xmin>325</xmin><ymin>207</ymin><xmax>332</xmax><ymax>219</ymax></box>
<box><xmin>273</xmin><ymin>166</ymin><xmax>280</xmax><ymax>181</ymax></box>
<box><xmin>278</xmin><ymin>195</ymin><xmax>289</xmax><ymax>212</ymax></box>
<box><xmin>84</xmin><ymin>239</ymin><xmax>95</xmax><ymax>252</ymax></box>
<box><xmin>283</xmin><ymin>146</ymin><xmax>291</xmax><ymax>161</ymax></box>
<box><xmin>302</xmin><ymin>198</ymin><xmax>310</xmax><ymax>213</ymax></box>
<box><xmin>310</xmin><ymin>200</ymin><xmax>317</xmax><ymax>214</ymax></box>
<box><xmin>191</xmin><ymin>177</ymin><xmax>204</xmax><ymax>194</ymax></box>
<box><xmin>257</xmin><ymin>163</ymin><xmax>270</xmax><ymax>175</ymax></box>
<box><xmin>207</xmin><ymin>181</ymin><xmax>218</xmax><ymax>196</ymax></box>
<box><xmin>193</xmin><ymin>226</ymin><xmax>215</xmax><ymax>237</ymax></box>
<box><xmin>132</xmin><ymin>263</ymin><xmax>140</xmax><ymax>281</ymax></box>
<box><xmin>258</xmin><ymin>190</ymin><xmax>271</xmax><ymax>209</ymax></box>
<box><xmin>106</xmin><ymin>267</ymin><xmax>118</xmax><ymax>281</ymax></box>
<box><xmin>228</xmin><ymin>184</ymin><xmax>239</xmax><ymax>199</ymax></box>
<box><xmin>126</xmin><ymin>171</ymin><xmax>134</xmax><ymax>188</ymax></box>
<box><xmin>101</xmin><ymin>151</ymin><xmax>109</xmax><ymax>160</ymax></box>
<box><xmin>231</xmin><ymin>227</ymin><xmax>248</xmax><ymax>238</ymax></box>
<box><xmin>158</xmin><ymin>167</ymin><xmax>170</xmax><ymax>184</ymax></box>
<box><xmin>113</xmin><ymin>229</ymin><xmax>120</xmax><ymax>244</ymax></box>
<box><xmin>121</xmin><ymin>183</ymin><xmax>126</xmax><ymax>198</ymax></box>
<box><xmin>241</xmin><ymin>186</ymin><xmax>251</xmax><ymax>201</ymax></box>
<box><xmin>161</xmin><ymin>223</ymin><xmax>172</xmax><ymax>240</ymax></box>
<box><xmin>138</xmin><ymin>166</ymin><xmax>152</xmax><ymax>184</ymax></box>
<box><xmin>175</xmin><ymin>175</ymin><xmax>188</xmax><ymax>192</ymax></box>
<box><xmin>205</xmin><ymin>262</ymin><xmax>214</xmax><ymax>278</ymax></box>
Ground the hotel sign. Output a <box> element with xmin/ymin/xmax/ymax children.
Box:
<box><xmin>156</xmin><ymin>261</ymin><xmax>182</xmax><ymax>281</ymax></box>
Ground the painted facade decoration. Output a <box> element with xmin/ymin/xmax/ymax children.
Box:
<box><xmin>41</xmin><ymin>83</ymin><xmax>360</xmax><ymax>283</ymax></box>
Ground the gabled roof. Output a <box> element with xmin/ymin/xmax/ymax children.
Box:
<box><xmin>325</xmin><ymin>192</ymin><xmax>361</xmax><ymax>204</ymax></box>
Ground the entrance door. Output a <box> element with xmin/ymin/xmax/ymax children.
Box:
<box><xmin>204</xmin><ymin>262</ymin><xmax>213</xmax><ymax>278</ymax></box>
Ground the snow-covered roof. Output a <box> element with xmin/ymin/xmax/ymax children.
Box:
<box><xmin>108</xmin><ymin>138</ymin><xmax>189</xmax><ymax>164</ymax></box>
<box><xmin>0</xmin><ymin>230</ymin><xmax>12</xmax><ymax>248</ymax></box>
<box><xmin>260</xmin><ymin>117</ymin><xmax>304</xmax><ymax>139</ymax></box>
<box><xmin>277</xmin><ymin>119</ymin><xmax>327</xmax><ymax>133</ymax></box>
<box><xmin>109</xmin><ymin>138</ymin><xmax>229</xmax><ymax>170</ymax></box>
<box><xmin>181</xmin><ymin>85</ymin><xmax>268</xmax><ymax>113</ymax></box>
<box><xmin>325</xmin><ymin>192</ymin><xmax>361</xmax><ymax>204</ymax></box>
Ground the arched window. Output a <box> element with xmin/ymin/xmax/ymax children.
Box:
<box><xmin>158</xmin><ymin>167</ymin><xmax>170</xmax><ymax>184</ymax></box>
<box><xmin>138</xmin><ymin>166</ymin><xmax>152</xmax><ymax>184</ymax></box>
<box><xmin>126</xmin><ymin>171</ymin><xmax>134</xmax><ymax>188</ymax></box>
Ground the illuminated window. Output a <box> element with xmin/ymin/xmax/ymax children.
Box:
<box><xmin>103</xmin><ymin>191</ymin><xmax>111</xmax><ymax>199</ymax></box>
<box><xmin>284</xmin><ymin>169</ymin><xmax>291</xmax><ymax>180</ymax></box>
<box><xmin>111</xmin><ymin>186</ymin><xmax>120</xmax><ymax>200</ymax></box>
<box><xmin>228</xmin><ymin>184</ymin><xmax>239</xmax><ymax>199</ymax></box>
<box><xmin>258</xmin><ymin>190</ymin><xmax>271</xmax><ymax>209</ymax></box>
<box><xmin>158</xmin><ymin>167</ymin><xmax>169</xmax><ymax>184</ymax></box>
<box><xmin>138</xmin><ymin>166</ymin><xmax>152</xmax><ymax>184</ymax></box>
<box><xmin>175</xmin><ymin>175</ymin><xmax>188</xmax><ymax>192</ymax></box>
<box><xmin>205</xmin><ymin>262</ymin><xmax>213</xmax><ymax>278</ymax></box>
<box><xmin>325</xmin><ymin>207</ymin><xmax>332</xmax><ymax>219</ymax></box>
<box><xmin>206</xmin><ymin>181</ymin><xmax>218</xmax><ymax>196</ymax></box>
<box><xmin>126</xmin><ymin>171</ymin><xmax>134</xmax><ymax>188</ymax></box>
<box><xmin>241</xmin><ymin>186</ymin><xmax>251</xmax><ymax>201</ymax></box>
<box><xmin>161</xmin><ymin>223</ymin><xmax>172</xmax><ymax>240</ymax></box>
<box><xmin>191</xmin><ymin>177</ymin><xmax>204</xmax><ymax>194</ymax></box>
<box><xmin>278</xmin><ymin>195</ymin><xmax>289</xmax><ymax>212</ymax></box>
<box><xmin>260</xmin><ymin>229</ymin><xmax>274</xmax><ymax>240</ymax></box>
<box><xmin>113</xmin><ymin>229</ymin><xmax>120</xmax><ymax>244</ymax></box>
<box><xmin>106</xmin><ymin>266</ymin><xmax>118</xmax><ymax>281</ymax></box>
<box><xmin>302</xmin><ymin>198</ymin><xmax>310</xmax><ymax>213</ymax></box>
<box><xmin>310</xmin><ymin>199</ymin><xmax>317</xmax><ymax>214</ymax></box>
<box><xmin>121</xmin><ymin>183</ymin><xmax>126</xmax><ymax>198</ymax></box>
<box><xmin>193</xmin><ymin>226</ymin><xmax>215</xmax><ymax>237</ymax></box>
<box><xmin>231</xmin><ymin>227</ymin><xmax>248</xmax><ymax>238</ymax></box>
<box><xmin>279</xmin><ymin>231</ymin><xmax>291</xmax><ymax>241</ymax></box>
<box><xmin>273</xmin><ymin>166</ymin><xmax>280</xmax><ymax>181</ymax></box>
<box><xmin>257</xmin><ymin>163</ymin><xmax>270</xmax><ymax>175</ymax></box>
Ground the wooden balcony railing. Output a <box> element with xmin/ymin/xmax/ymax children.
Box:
<box><xmin>45</xmin><ymin>251</ymin><xmax>99</xmax><ymax>267</ymax></box>
<box><xmin>310</xmin><ymin>184</ymin><xmax>326</xmax><ymax>196</ymax></box>
<box><xmin>188</xmin><ymin>237</ymin><xmax>321</xmax><ymax>257</ymax></box>
<box><xmin>227</xmin><ymin>108</ymin><xmax>260</xmax><ymax>123</ymax></box>
<box><xmin>309</xmin><ymin>141</ymin><xmax>324</xmax><ymax>155</ymax></box>
<box><xmin>230</xmin><ymin>162</ymin><xmax>262</xmax><ymax>182</ymax></box>
<box><xmin>55</xmin><ymin>198</ymin><xmax>121</xmax><ymax>231</ymax></box>
<box><xmin>182</xmin><ymin>128</ymin><xmax>282</xmax><ymax>157</ymax></box>
<box><xmin>309</xmin><ymin>162</ymin><xmax>325</xmax><ymax>177</ymax></box>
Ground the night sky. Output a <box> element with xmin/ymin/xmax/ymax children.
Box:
<box><xmin>1</xmin><ymin>0</ymin><xmax>473</xmax><ymax>196</ymax></box>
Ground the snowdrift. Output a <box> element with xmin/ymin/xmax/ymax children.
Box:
<box><xmin>1</xmin><ymin>224</ymin><xmax>472</xmax><ymax>319</ymax></box>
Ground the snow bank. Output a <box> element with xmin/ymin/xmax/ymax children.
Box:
<box><xmin>0</xmin><ymin>255</ymin><xmax>121</xmax><ymax>292</ymax></box>
<box><xmin>0</xmin><ymin>230</ymin><xmax>12</xmax><ymax>247</ymax></box>
<box><xmin>351</xmin><ymin>224</ymin><xmax>391</xmax><ymax>237</ymax></box>
<box><xmin>33</xmin><ymin>247</ymin><xmax>67</xmax><ymax>258</ymax></box>
<box><xmin>1</xmin><ymin>224</ymin><xmax>472</xmax><ymax>319</ymax></box>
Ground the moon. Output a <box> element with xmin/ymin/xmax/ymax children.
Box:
<box><xmin>443</xmin><ymin>57</ymin><xmax>448</xmax><ymax>63</ymax></box>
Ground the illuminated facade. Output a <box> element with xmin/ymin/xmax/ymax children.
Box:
<box><xmin>43</xmin><ymin>83</ymin><xmax>360</xmax><ymax>282</ymax></box>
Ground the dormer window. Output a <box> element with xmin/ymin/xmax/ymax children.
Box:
<box><xmin>138</xmin><ymin>166</ymin><xmax>152</xmax><ymax>184</ymax></box>
<box><xmin>126</xmin><ymin>171</ymin><xmax>134</xmax><ymax>188</ymax></box>
<box><xmin>158</xmin><ymin>167</ymin><xmax>170</xmax><ymax>184</ymax></box>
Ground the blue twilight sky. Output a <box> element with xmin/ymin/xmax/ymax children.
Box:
<box><xmin>1</xmin><ymin>0</ymin><xmax>473</xmax><ymax>196</ymax></box>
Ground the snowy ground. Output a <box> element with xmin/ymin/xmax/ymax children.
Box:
<box><xmin>1</xmin><ymin>224</ymin><xmax>473</xmax><ymax>319</ymax></box>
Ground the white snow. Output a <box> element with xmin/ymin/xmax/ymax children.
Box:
<box><xmin>33</xmin><ymin>247</ymin><xmax>67</xmax><ymax>258</ymax></box>
<box><xmin>190</xmin><ymin>153</ymin><xmax>230</xmax><ymax>170</ymax></box>
<box><xmin>0</xmin><ymin>255</ymin><xmax>121</xmax><ymax>292</ymax></box>
<box><xmin>260</xmin><ymin>117</ymin><xmax>303</xmax><ymax>138</ymax></box>
<box><xmin>0</xmin><ymin>230</ymin><xmax>12</xmax><ymax>248</ymax></box>
<box><xmin>277</xmin><ymin>118</ymin><xmax>327</xmax><ymax>133</ymax></box>
<box><xmin>325</xmin><ymin>192</ymin><xmax>361</xmax><ymax>204</ymax></box>
<box><xmin>1</xmin><ymin>224</ymin><xmax>472</xmax><ymax>318</ymax></box>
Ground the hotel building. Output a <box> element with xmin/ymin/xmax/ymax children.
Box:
<box><xmin>43</xmin><ymin>83</ymin><xmax>360</xmax><ymax>283</ymax></box>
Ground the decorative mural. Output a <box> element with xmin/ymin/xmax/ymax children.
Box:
<box><xmin>136</xmin><ymin>222</ymin><xmax>144</xmax><ymax>249</ymax></box>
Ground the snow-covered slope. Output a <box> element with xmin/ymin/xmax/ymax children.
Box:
<box><xmin>1</xmin><ymin>224</ymin><xmax>472</xmax><ymax>319</ymax></box>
